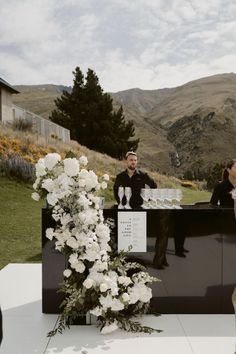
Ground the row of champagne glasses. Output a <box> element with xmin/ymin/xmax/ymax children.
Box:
<box><xmin>141</xmin><ymin>188</ymin><xmax>183</xmax><ymax>209</ymax></box>
<box><xmin>117</xmin><ymin>187</ymin><xmax>183</xmax><ymax>209</ymax></box>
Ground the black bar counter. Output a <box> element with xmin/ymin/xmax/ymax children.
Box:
<box><xmin>42</xmin><ymin>205</ymin><xmax>236</xmax><ymax>314</ymax></box>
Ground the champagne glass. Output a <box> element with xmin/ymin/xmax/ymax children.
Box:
<box><xmin>155</xmin><ymin>189</ymin><xmax>163</xmax><ymax>209</ymax></box>
<box><xmin>118</xmin><ymin>186</ymin><xmax>124</xmax><ymax>209</ymax></box>
<box><xmin>149</xmin><ymin>189</ymin><xmax>157</xmax><ymax>209</ymax></box>
<box><xmin>140</xmin><ymin>188</ymin><xmax>150</xmax><ymax>209</ymax></box>
<box><xmin>175</xmin><ymin>189</ymin><xmax>183</xmax><ymax>209</ymax></box>
<box><xmin>124</xmin><ymin>187</ymin><xmax>132</xmax><ymax>209</ymax></box>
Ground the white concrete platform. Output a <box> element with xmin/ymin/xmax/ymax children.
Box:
<box><xmin>0</xmin><ymin>264</ymin><xmax>235</xmax><ymax>354</ymax></box>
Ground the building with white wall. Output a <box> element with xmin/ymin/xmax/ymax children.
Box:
<box><xmin>0</xmin><ymin>78</ymin><xmax>19</xmax><ymax>122</ymax></box>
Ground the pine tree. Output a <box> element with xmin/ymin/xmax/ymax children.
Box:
<box><xmin>50</xmin><ymin>67</ymin><xmax>139</xmax><ymax>159</ymax></box>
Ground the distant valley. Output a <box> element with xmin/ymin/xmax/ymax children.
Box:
<box><xmin>13</xmin><ymin>73</ymin><xmax>236</xmax><ymax>177</ymax></box>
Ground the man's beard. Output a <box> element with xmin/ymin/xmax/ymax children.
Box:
<box><xmin>128</xmin><ymin>165</ymin><xmax>136</xmax><ymax>170</ymax></box>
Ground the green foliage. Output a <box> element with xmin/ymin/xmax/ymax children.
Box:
<box><xmin>206</xmin><ymin>163</ymin><xmax>224</xmax><ymax>191</ymax></box>
<box><xmin>50</xmin><ymin>67</ymin><xmax>139</xmax><ymax>159</ymax></box>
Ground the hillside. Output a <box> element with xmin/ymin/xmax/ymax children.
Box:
<box><xmin>13</xmin><ymin>73</ymin><xmax>236</xmax><ymax>176</ymax></box>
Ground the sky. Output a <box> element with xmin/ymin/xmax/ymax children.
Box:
<box><xmin>1</xmin><ymin>0</ymin><xmax>236</xmax><ymax>92</ymax></box>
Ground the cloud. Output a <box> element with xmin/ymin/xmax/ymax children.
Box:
<box><xmin>0</xmin><ymin>0</ymin><xmax>236</xmax><ymax>91</ymax></box>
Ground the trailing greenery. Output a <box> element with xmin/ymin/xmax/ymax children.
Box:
<box><xmin>50</xmin><ymin>67</ymin><xmax>139</xmax><ymax>159</ymax></box>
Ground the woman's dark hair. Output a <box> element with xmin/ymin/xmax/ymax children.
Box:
<box><xmin>222</xmin><ymin>159</ymin><xmax>236</xmax><ymax>180</ymax></box>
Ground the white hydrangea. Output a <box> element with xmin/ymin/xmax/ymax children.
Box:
<box><xmin>35</xmin><ymin>158</ymin><xmax>46</xmax><ymax>177</ymax></box>
<box><xmin>64</xmin><ymin>158</ymin><xmax>80</xmax><ymax>177</ymax></box>
<box><xmin>118</xmin><ymin>276</ymin><xmax>132</xmax><ymax>286</ymax></box>
<box><xmin>44</xmin><ymin>153</ymin><xmax>61</xmax><ymax>170</ymax></box>
<box><xmin>42</xmin><ymin>178</ymin><xmax>54</xmax><ymax>192</ymax></box>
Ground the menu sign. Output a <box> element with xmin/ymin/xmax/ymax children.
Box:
<box><xmin>118</xmin><ymin>212</ymin><xmax>147</xmax><ymax>252</ymax></box>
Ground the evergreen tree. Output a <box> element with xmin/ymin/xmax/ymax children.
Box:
<box><xmin>50</xmin><ymin>67</ymin><xmax>139</xmax><ymax>159</ymax></box>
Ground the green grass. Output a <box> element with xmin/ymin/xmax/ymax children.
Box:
<box><xmin>0</xmin><ymin>177</ymin><xmax>211</xmax><ymax>270</ymax></box>
<box><xmin>0</xmin><ymin>177</ymin><xmax>44</xmax><ymax>270</ymax></box>
<box><xmin>182</xmin><ymin>188</ymin><xmax>211</xmax><ymax>205</ymax></box>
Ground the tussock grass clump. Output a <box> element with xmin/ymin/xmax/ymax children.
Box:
<box><xmin>0</xmin><ymin>154</ymin><xmax>35</xmax><ymax>182</ymax></box>
<box><xmin>11</xmin><ymin>118</ymin><xmax>33</xmax><ymax>132</ymax></box>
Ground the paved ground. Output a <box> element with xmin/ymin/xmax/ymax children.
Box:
<box><xmin>0</xmin><ymin>264</ymin><xmax>235</xmax><ymax>354</ymax></box>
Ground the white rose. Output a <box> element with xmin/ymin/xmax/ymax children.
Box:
<box><xmin>79</xmin><ymin>155</ymin><xmax>88</xmax><ymax>166</ymax></box>
<box><xmin>63</xmin><ymin>158</ymin><xmax>80</xmax><ymax>176</ymax></box>
<box><xmin>100</xmin><ymin>283</ymin><xmax>109</xmax><ymax>293</ymax></box>
<box><xmin>44</xmin><ymin>153</ymin><xmax>61</xmax><ymax>170</ymax></box>
<box><xmin>122</xmin><ymin>293</ymin><xmax>130</xmax><ymax>302</ymax></box>
<box><xmin>75</xmin><ymin>261</ymin><xmax>85</xmax><ymax>273</ymax></box>
<box><xmin>83</xmin><ymin>278</ymin><xmax>94</xmax><ymax>289</ymax></box>
<box><xmin>63</xmin><ymin>269</ymin><xmax>72</xmax><ymax>278</ymax></box>
<box><xmin>46</xmin><ymin>228</ymin><xmax>54</xmax><ymax>241</ymax></box>
<box><xmin>31</xmin><ymin>192</ymin><xmax>40</xmax><ymax>201</ymax></box>
<box><xmin>103</xmin><ymin>174</ymin><xmax>109</xmax><ymax>181</ymax></box>
<box><xmin>101</xmin><ymin>181</ymin><xmax>107</xmax><ymax>190</ymax></box>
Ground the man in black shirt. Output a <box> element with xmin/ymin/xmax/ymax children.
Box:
<box><xmin>210</xmin><ymin>159</ymin><xmax>236</xmax><ymax>207</ymax></box>
<box><xmin>113</xmin><ymin>151</ymin><xmax>157</xmax><ymax>208</ymax></box>
<box><xmin>113</xmin><ymin>152</ymin><xmax>169</xmax><ymax>269</ymax></box>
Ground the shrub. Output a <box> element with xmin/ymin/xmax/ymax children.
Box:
<box><xmin>0</xmin><ymin>154</ymin><xmax>35</xmax><ymax>182</ymax></box>
<box><xmin>180</xmin><ymin>180</ymin><xmax>198</xmax><ymax>189</ymax></box>
<box><xmin>11</xmin><ymin>118</ymin><xmax>33</xmax><ymax>132</ymax></box>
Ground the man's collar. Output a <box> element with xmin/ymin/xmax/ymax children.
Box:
<box><xmin>125</xmin><ymin>168</ymin><xmax>140</xmax><ymax>175</ymax></box>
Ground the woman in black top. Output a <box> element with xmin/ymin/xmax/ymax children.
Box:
<box><xmin>210</xmin><ymin>159</ymin><xmax>236</xmax><ymax>207</ymax></box>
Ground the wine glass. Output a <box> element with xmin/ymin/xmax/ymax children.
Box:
<box><xmin>124</xmin><ymin>187</ymin><xmax>132</xmax><ymax>209</ymax></box>
<box><xmin>118</xmin><ymin>186</ymin><xmax>124</xmax><ymax>209</ymax></box>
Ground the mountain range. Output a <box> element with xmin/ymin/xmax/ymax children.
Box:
<box><xmin>13</xmin><ymin>73</ymin><xmax>236</xmax><ymax>177</ymax></box>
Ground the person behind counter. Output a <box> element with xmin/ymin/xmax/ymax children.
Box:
<box><xmin>113</xmin><ymin>151</ymin><xmax>157</xmax><ymax>208</ymax></box>
<box><xmin>210</xmin><ymin>159</ymin><xmax>236</xmax><ymax>207</ymax></box>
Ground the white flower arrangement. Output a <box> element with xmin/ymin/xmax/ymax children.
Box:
<box><xmin>32</xmin><ymin>152</ymin><xmax>161</xmax><ymax>336</ymax></box>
